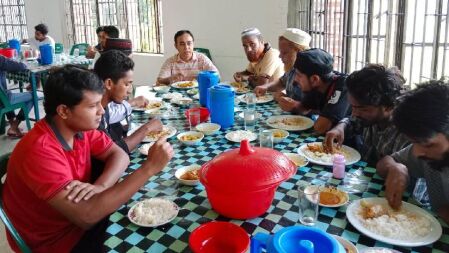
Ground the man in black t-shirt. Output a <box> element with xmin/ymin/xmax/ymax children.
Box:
<box><xmin>292</xmin><ymin>48</ymin><xmax>350</xmax><ymax>134</ymax></box>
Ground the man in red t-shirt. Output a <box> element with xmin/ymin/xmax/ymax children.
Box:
<box><xmin>2</xmin><ymin>65</ymin><xmax>174</xmax><ymax>253</ymax></box>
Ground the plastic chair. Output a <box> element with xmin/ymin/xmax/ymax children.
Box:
<box><xmin>0</xmin><ymin>153</ymin><xmax>32</xmax><ymax>253</ymax></box>
<box><xmin>194</xmin><ymin>47</ymin><xmax>212</xmax><ymax>62</ymax></box>
<box><xmin>69</xmin><ymin>43</ymin><xmax>89</xmax><ymax>56</ymax></box>
<box><xmin>0</xmin><ymin>42</ymin><xmax>8</xmax><ymax>49</ymax></box>
<box><xmin>54</xmin><ymin>43</ymin><xmax>64</xmax><ymax>54</ymax></box>
<box><xmin>0</xmin><ymin>89</ymin><xmax>32</xmax><ymax>135</ymax></box>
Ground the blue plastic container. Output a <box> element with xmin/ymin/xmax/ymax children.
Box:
<box><xmin>8</xmin><ymin>39</ymin><xmax>20</xmax><ymax>54</ymax></box>
<box><xmin>198</xmin><ymin>70</ymin><xmax>219</xmax><ymax>108</ymax></box>
<box><xmin>39</xmin><ymin>44</ymin><xmax>53</xmax><ymax>65</ymax></box>
<box><xmin>209</xmin><ymin>84</ymin><xmax>234</xmax><ymax>129</ymax></box>
<box><xmin>250</xmin><ymin>226</ymin><xmax>344</xmax><ymax>253</ymax></box>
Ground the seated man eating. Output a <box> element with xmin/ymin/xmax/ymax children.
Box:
<box><xmin>2</xmin><ymin>65</ymin><xmax>173</xmax><ymax>252</ymax></box>
<box><xmin>234</xmin><ymin>28</ymin><xmax>284</xmax><ymax>87</ymax></box>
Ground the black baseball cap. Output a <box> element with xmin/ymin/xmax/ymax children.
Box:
<box><xmin>294</xmin><ymin>48</ymin><xmax>334</xmax><ymax>77</ymax></box>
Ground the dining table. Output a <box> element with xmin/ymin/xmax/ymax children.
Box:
<box><xmin>103</xmin><ymin>87</ymin><xmax>449</xmax><ymax>253</ymax></box>
<box><xmin>6</xmin><ymin>55</ymin><xmax>92</xmax><ymax>121</ymax></box>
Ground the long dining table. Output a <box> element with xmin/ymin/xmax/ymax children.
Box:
<box><xmin>103</xmin><ymin>88</ymin><xmax>449</xmax><ymax>253</ymax></box>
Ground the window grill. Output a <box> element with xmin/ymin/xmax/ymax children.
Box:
<box><xmin>0</xmin><ymin>0</ymin><xmax>28</xmax><ymax>42</ymax></box>
<box><xmin>290</xmin><ymin>0</ymin><xmax>449</xmax><ymax>88</ymax></box>
<box><xmin>66</xmin><ymin>0</ymin><xmax>163</xmax><ymax>54</ymax></box>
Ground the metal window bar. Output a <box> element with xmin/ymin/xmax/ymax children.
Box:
<box><xmin>0</xmin><ymin>0</ymin><xmax>28</xmax><ymax>42</ymax></box>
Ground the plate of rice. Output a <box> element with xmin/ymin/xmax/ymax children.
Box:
<box><xmin>297</xmin><ymin>142</ymin><xmax>361</xmax><ymax>166</ymax></box>
<box><xmin>128</xmin><ymin>198</ymin><xmax>179</xmax><ymax>227</ymax></box>
<box><xmin>267</xmin><ymin>115</ymin><xmax>314</xmax><ymax>131</ymax></box>
<box><xmin>346</xmin><ymin>197</ymin><xmax>442</xmax><ymax>247</ymax></box>
<box><xmin>171</xmin><ymin>81</ymin><xmax>198</xmax><ymax>89</ymax></box>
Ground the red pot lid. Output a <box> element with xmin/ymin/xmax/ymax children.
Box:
<box><xmin>200</xmin><ymin>140</ymin><xmax>296</xmax><ymax>192</ymax></box>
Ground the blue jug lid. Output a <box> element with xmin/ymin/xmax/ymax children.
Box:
<box><xmin>209</xmin><ymin>84</ymin><xmax>233</xmax><ymax>93</ymax></box>
<box><xmin>198</xmin><ymin>70</ymin><xmax>219</xmax><ymax>77</ymax></box>
<box><xmin>270</xmin><ymin>226</ymin><xmax>342</xmax><ymax>253</ymax></box>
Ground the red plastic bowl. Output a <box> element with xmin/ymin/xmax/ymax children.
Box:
<box><xmin>185</xmin><ymin>107</ymin><xmax>210</xmax><ymax>124</ymax></box>
<box><xmin>189</xmin><ymin>221</ymin><xmax>250</xmax><ymax>253</ymax></box>
<box><xmin>0</xmin><ymin>48</ymin><xmax>15</xmax><ymax>58</ymax></box>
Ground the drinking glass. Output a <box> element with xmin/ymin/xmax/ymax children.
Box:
<box><xmin>259</xmin><ymin>129</ymin><xmax>273</xmax><ymax>148</ymax></box>
<box><xmin>298</xmin><ymin>183</ymin><xmax>320</xmax><ymax>226</ymax></box>
<box><xmin>188</xmin><ymin>108</ymin><xmax>200</xmax><ymax>130</ymax></box>
<box><xmin>245</xmin><ymin>92</ymin><xmax>257</xmax><ymax>111</ymax></box>
<box><xmin>243</xmin><ymin>109</ymin><xmax>256</xmax><ymax>132</ymax></box>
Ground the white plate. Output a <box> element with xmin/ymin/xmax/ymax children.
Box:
<box><xmin>144</xmin><ymin>100</ymin><xmax>164</xmax><ymax>113</ymax></box>
<box><xmin>128</xmin><ymin>198</ymin><xmax>179</xmax><ymax>227</ymax></box>
<box><xmin>153</xmin><ymin>85</ymin><xmax>171</xmax><ymax>93</ymax></box>
<box><xmin>175</xmin><ymin>165</ymin><xmax>202</xmax><ymax>186</ymax></box>
<box><xmin>138</xmin><ymin>142</ymin><xmax>154</xmax><ymax>156</ymax></box>
<box><xmin>305</xmin><ymin>185</ymin><xmax>349</xmax><ymax>208</ymax></box>
<box><xmin>267</xmin><ymin>115</ymin><xmax>314</xmax><ymax>131</ymax></box>
<box><xmin>171</xmin><ymin>97</ymin><xmax>193</xmax><ymax>106</ymax></box>
<box><xmin>238</xmin><ymin>94</ymin><xmax>273</xmax><ymax>104</ymax></box>
<box><xmin>162</xmin><ymin>92</ymin><xmax>183</xmax><ymax>100</ymax></box>
<box><xmin>225</xmin><ymin>130</ymin><xmax>257</xmax><ymax>143</ymax></box>
<box><xmin>171</xmin><ymin>81</ymin><xmax>198</xmax><ymax>89</ymax></box>
<box><xmin>346</xmin><ymin>197</ymin><xmax>442</xmax><ymax>247</ymax></box>
<box><xmin>193</xmin><ymin>94</ymin><xmax>199</xmax><ymax>100</ymax></box>
<box><xmin>187</xmin><ymin>88</ymin><xmax>199</xmax><ymax>95</ymax></box>
<box><xmin>283</xmin><ymin>153</ymin><xmax>308</xmax><ymax>167</ymax></box>
<box><xmin>297</xmin><ymin>142</ymin><xmax>361</xmax><ymax>166</ymax></box>
<box><xmin>225</xmin><ymin>82</ymin><xmax>251</xmax><ymax>94</ymax></box>
<box><xmin>144</xmin><ymin>125</ymin><xmax>177</xmax><ymax>142</ymax></box>
<box><xmin>360</xmin><ymin>248</ymin><xmax>402</xmax><ymax>253</ymax></box>
<box><xmin>332</xmin><ymin>235</ymin><xmax>358</xmax><ymax>253</ymax></box>
<box><xmin>196</xmin><ymin>123</ymin><xmax>221</xmax><ymax>135</ymax></box>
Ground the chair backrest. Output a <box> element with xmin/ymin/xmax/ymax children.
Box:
<box><xmin>0</xmin><ymin>153</ymin><xmax>32</xmax><ymax>253</ymax></box>
<box><xmin>0</xmin><ymin>42</ymin><xmax>8</xmax><ymax>49</ymax></box>
<box><xmin>54</xmin><ymin>43</ymin><xmax>64</xmax><ymax>54</ymax></box>
<box><xmin>0</xmin><ymin>87</ymin><xmax>11</xmax><ymax>108</ymax></box>
<box><xmin>194</xmin><ymin>47</ymin><xmax>212</xmax><ymax>61</ymax></box>
<box><xmin>70</xmin><ymin>43</ymin><xmax>89</xmax><ymax>56</ymax></box>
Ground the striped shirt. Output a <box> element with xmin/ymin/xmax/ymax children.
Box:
<box><xmin>158</xmin><ymin>51</ymin><xmax>218</xmax><ymax>82</ymax></box>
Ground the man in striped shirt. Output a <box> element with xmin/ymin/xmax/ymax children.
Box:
<box><xmin>157</xmin><ymin>30</ymin><xmax>218</xmax><ymax>85</ymax></box>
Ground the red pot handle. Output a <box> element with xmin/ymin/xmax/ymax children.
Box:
<box><xmin>239</xmin><ymin>140</ymin><xmax>255</xmax><ymax>156</ymax></box>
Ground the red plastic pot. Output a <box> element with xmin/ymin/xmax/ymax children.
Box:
<box><xmin>189</xmin><ymin>221</ymin><xmax>249</xmax><ymax>253</ymax></box>
<box><xmin>200</xmin><ymin>140</ymin><xmax>296</xmax><ymax>219</ymax></box>
<box><xmin>0</xmin><ymin>48</ymin><xmax>15</xmax><ymax>58</ymax></box>
<box><xmin>185</xmin><ymin>107</ymin><xmax>210</xmax><ymax>123</ymax></box>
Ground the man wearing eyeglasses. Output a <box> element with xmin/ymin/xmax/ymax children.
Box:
<box><xmin>157</xmin><ymin>30</ymin><xmax>218</xmax><ymax>85</ymax></box>
<box><xmin>234</xmin><ymin>28</ymin><xmax>284</xmax><ymax>88</ymax></box>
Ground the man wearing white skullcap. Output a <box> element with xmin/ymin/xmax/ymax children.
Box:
<box><xmin>255</xmin><ymin>28</ymin><xmax>311</xmax><ymax>113</ymax></box>
<box><xmin>234</xmin><ymin>28</ymin><xmax>284</xmax><ymax>87</ymax></box>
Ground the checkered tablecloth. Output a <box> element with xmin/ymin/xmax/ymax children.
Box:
<box><xmin>104</xmin><ymin>93</ymin><xmax>449</xmax><ymax>253</ymax></box>
<box><xmin>6</xmin><ymin>56</ymin><xmax>92</xmax><ymax>83</ymax></box>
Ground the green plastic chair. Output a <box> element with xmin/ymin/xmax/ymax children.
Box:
<box><xmin>54</xmin><ymin>43</ymin><xmax>64</xmax><ymax>54</ymax></box>
<box><xmin>0</xmin><ymin>89</ymin><xmax>32</xmax><ymax>135</ymax></box>
<box><xmin>69</xmin><ymin>43</ymin><xmax>89</xmax><ymax>56</ymax></box>
<box><xmin>194</xmin><ymin>47</ymin><xmax>212</xmax><ymax>62</ymax></box>
<box><xmin>0</xmin><ymin>153</ymin><xmax>32</xmax><ymax>253</ymax></box>
<box><xmin>0</xmin><ymin>42</ymin><xmax>8</xmax><ymax>49</ymax></box>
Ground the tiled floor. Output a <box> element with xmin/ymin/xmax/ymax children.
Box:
<box><xmin>0</xmin><ymin>86</ymin><xmax>43</xmax><ymax>252</ymax></box>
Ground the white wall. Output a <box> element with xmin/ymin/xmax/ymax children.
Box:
<box><xmin>24</xmin><ymin>0</ymin><xmax>288</xmax><ymax>86</ymax></box>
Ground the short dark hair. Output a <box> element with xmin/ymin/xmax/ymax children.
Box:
<box><xmin>393</xmin><ymin>80</ymin><xmax>449</xmax><ymax>141</ymax></box>
<box><xmin>94</xmin><ymin>50</ymin><xmax>134</xmax><ymax>83</ymax></box>
<box><xmin>103</xmin><ymin>26</ymin><xmax>119</xmax><ymax>38</ymax></box>
<box><xmin>34</xmin><ymin>24</ymin><xmax>48</xmax><ymax>35</ymax></box>
<box><xmin>96</xmin><ymin>26</ymin><xmax>104</xmax><ymax>35</ymax></box>
<box><xmin>43</xmin><ymin>65</ymin><xmax>103</xmax><ymax>117</ymax></box>
<box><xmin>174</xmin><ymin>30</ymin><xmax>194</xmax><ymax>44</ymax></box>
<box><xmin>294</xmin><ymin>48</ymin><xmax>334</xmax><ymax>82</ymax></box>
<box><xmin>347</xmin><ymin>64</ymin><xmax>405</xmax><ymax>107</ymax></box>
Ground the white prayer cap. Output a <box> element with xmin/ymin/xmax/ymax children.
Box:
<box><xmin>241</xmin><ymin>28</ymin><xmax>262</xmax><ymax>38</ymax></box>
<box><xmin>281</xmin><ymin>28</ymin><xmax>311</xmax><ymax>48</ymax></box>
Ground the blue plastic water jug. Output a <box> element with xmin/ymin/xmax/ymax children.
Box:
<box><xmin>209</xmin><ymin>84</ymin><xmax>234</xmax><ymax>129</ymax></box>
<box><xmin>250</xmin><ymin>226</ymin><xmax>344</xmax><ymax>253</ymax></box>
<box><xmin>198</xmin><ymin>70</ymin><xmax>219</xmax><ymax>108</ymax></box>
<box><xmin>39</xmin><ymin>44</ymin><xmax>53</xmax><ymax>65</ymax></box>
<box><xmin>8</xmin><ymin>39</ymin><xmax>20</xmax><ymax>54</ymax></box>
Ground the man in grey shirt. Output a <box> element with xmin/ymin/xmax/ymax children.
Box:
<box><xmin>377</xmin><ymin>80</ymin><xmax>449</xmax><ymax>224</ymax></box>
<box><xmin>324</xmin><ymin>64</ymin><xmax>409</xmax><ymax>165</ymax></box>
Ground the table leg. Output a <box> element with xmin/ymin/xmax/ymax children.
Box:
<box><xmin>31</xmin><ymin>73</ymin><xmax>40</xmax><ymax>120</ymax></box>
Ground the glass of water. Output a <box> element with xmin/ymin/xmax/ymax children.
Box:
<box><xmin>245</xmin><ymin>92</ymin><xmax>257</xmax><ymax>111</ymax></box>
<box><xmin>298</xmin><ymin>182</ymin><xmax>320</xmax><ymax>226</ymax></box>
<box><xmin>243</xmin><ymin>109</ymin><xmax>257</xmax><ymax>132</ymax></box>
<box><xmin>259</xmin><ymin>129</ymin><xmax>273</xmax><ymax>148</ymax></box>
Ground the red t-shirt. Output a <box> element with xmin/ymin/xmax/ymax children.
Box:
<box><xmin>2</xmin><ymin>119</ymin><xmax>113</xmax><ymax>253</ymax></box>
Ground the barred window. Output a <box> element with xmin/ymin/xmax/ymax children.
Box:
<box><xmin>66</xmin><ymin>0</ymin><xmax>163</xmax><ymax>54</ymax></box>
<box><xmin>289</xmin><ymin>0</ymin><xmax>449</xmax><ymax>88</ymax></box>
<box><xmin>0</xmin><ymin>0</ymin><xmax>28</xmax><ymax>42</ymax></box>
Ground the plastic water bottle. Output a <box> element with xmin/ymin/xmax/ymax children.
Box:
<box><xmin>332</xmin><ymin>154</ymin><xmax>346</xmax><ymax>179</ymax></box>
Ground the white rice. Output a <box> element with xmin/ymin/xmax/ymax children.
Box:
<box><xmin>131</xmin><ymin>198</ymin><xmax>178</xmax><ymax>225</ymax></box>
<box><xmin>355</xmin><ymin>204</ymin><xmax>431</xmax><ymax>240</ymax></box>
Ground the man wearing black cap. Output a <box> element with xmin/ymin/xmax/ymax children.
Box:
<box><xmin>293</xmin><ymin>48</ymin><xmax>350</xmax><ymax>134</ymax></box>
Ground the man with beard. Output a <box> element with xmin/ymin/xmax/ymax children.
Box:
<box><xmin>292</xmin><ymin>48</ymin><xmax>350</xmax><ymax>134</ymax></box>
<box><xmin>323</xmin><ymin>64</ymin><xmax>409</xmax><ymax>165</ymax></box>
<box><xmin>234</xmin><ymin>28</ymin><xmax>284</xmax><ymax>87</ymax></box>
<box><xmin>377</xmin><ymin>80</ymin><xmax>449</xmax><ymax>224</ymax></box>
